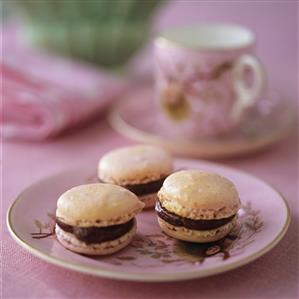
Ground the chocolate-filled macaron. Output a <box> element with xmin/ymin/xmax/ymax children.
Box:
<box><xmin>55</xmin><ymin>183</ymin><xmax>144</xmax><ymax>255</ymax></box>
<box><xmin>98</xmin><ymin>145</ymin><xmax>173</xmax><ymax>209</ymax></box>
<box><xmin>156</xmin><ymin>170</ymin><xmax>241</xmax><ymax>243</ymax></box>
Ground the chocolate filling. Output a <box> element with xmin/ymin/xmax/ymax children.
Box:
<box><xmin>99</xmin><ymin>176</ymin><xmax>167</xmax><ymax>196</ymax></box>
<box><xmin>56</xmin><ymin>218</ymin><xmax>134</xmax><ymax>244</ymax></box>
<box><xmin>155</xmin><ymin>201</ymin><xmax>235</xmax><ymax>230</ymax></box>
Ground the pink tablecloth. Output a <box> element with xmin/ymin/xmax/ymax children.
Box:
<box><xmin>2</xmin><ymin>1</ymin><xmax>298</xmax><ymax>299</ymax></box>
<box><xmin>2</xmin><ymin>122</ymin><xmax>298</xmax><ymax>299</ymax></box>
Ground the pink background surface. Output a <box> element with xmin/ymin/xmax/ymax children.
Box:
<box><xmin>2</xmin><ymin>1</ymin><xmax>298</xmax><ymax>298</ymax></box>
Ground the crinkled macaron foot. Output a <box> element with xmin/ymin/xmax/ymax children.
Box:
<box><xmin>55</xmin><ymin>220</ymin><xmax>137</xmax><ymax>255</ymax></box>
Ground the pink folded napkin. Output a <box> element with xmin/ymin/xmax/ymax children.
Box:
<box><xmin>1</xmin><ymin>27</ymin><xmax>128</xmax><ymax>140</ymax></box>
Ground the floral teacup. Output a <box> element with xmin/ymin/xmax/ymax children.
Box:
<box><xmin>154</xmin><ymin>24</ymin><xmax>266</xmax><ymax>136</ymax></box>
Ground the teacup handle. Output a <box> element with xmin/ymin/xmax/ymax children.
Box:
<box><xmin>232</xmin><ymin>54</ymin><xmax>266</xmax><ymax>121</ymax></box>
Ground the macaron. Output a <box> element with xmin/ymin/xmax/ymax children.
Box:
<box><xmin>98</xmin><ymin>145</ymin><xmax>173</xmax><ymax>209</ymax></box>
<box><xmin>156</xmin><ymin>170</ymin><xmax>241</xmax><ymax>243</ymax></box>
<box><xmin>55</xmin><ymin>183</ymin><xmax>144</xmax><ymax>255</ymax></box>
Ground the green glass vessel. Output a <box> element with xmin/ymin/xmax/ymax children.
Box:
<box><xmin>9</xmin><ymin>0</ymin><xmax>162</xmax><ymax>68</ymax></box>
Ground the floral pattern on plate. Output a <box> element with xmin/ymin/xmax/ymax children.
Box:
<box><xmin>31</xmin><ymin>202</ymin><xmax>263</xmax><ymax>268</ymax></box>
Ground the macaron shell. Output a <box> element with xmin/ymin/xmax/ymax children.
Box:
<box><xmin>55</xmin><ymin>221</ymin><xmax>137</xmax><ymax>255</ymax></box>
<box><xmin>98</xmin><ymin>145</ymin><xmax>173</xmax><ymax>185</ymax></box>
<box><xmin>56</xmin><ymin>184</ymin><xmax>144</xmax><ymax>227</ymax></box>
<box><xmin>158</xmin><ymin>170</ymin><xmax>240</xmax><ymax>220</ymax></box>
<box><xmin>157</xmin><ymin>216</ymin><xmax>237</xmax><ymax>243</ymax></box>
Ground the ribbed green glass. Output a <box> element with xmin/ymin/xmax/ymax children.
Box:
<box><xmin>10</xmin><ymin>0</ymin><xmax>162</xmax><ymax>68</ymax></box>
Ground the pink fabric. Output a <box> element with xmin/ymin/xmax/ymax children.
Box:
<box><xmin>2</xmin><ymin>1</ymin><xmax>298</xmax><ymax>299</ymax></box>
<box><xmin>1</xmin><ymin>29</ymin><xmax>127</xmax><ymax>140</ymax></box>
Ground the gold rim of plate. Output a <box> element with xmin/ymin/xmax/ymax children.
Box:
<box><xmin>6</xmin><ymin>161</ymin><xmax>291</xmax><ymax>282</ymax></box>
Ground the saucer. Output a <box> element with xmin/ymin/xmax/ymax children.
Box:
<box><xmin>7</xmin><ymin>158</ymin><xmax>290</xmax><ymax>282</ymax></box>
<box><xmin>109</xmin><ymin>87</ymin><xmax>295</xmax><ymax>158</ymax></box>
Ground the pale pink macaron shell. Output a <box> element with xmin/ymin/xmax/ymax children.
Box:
<box><xmin>98</xmin><ymin>145</ymin><xmax>173</xmax><ymax>185</ymax></box>
<box><xmin>158</xmin><ymin>170</ymin><xmax>241</xmax><ymax>220</ymax></box>
<box><xmin>56</xmin><ymin>183</ymin><xmax>144</xmax><ymax>227</ymax></box>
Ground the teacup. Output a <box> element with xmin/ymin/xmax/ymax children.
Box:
<box><xmin>154</xmin><ymin>23</ymin><xmax>266</xmax><ymax>136</ymax></box>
